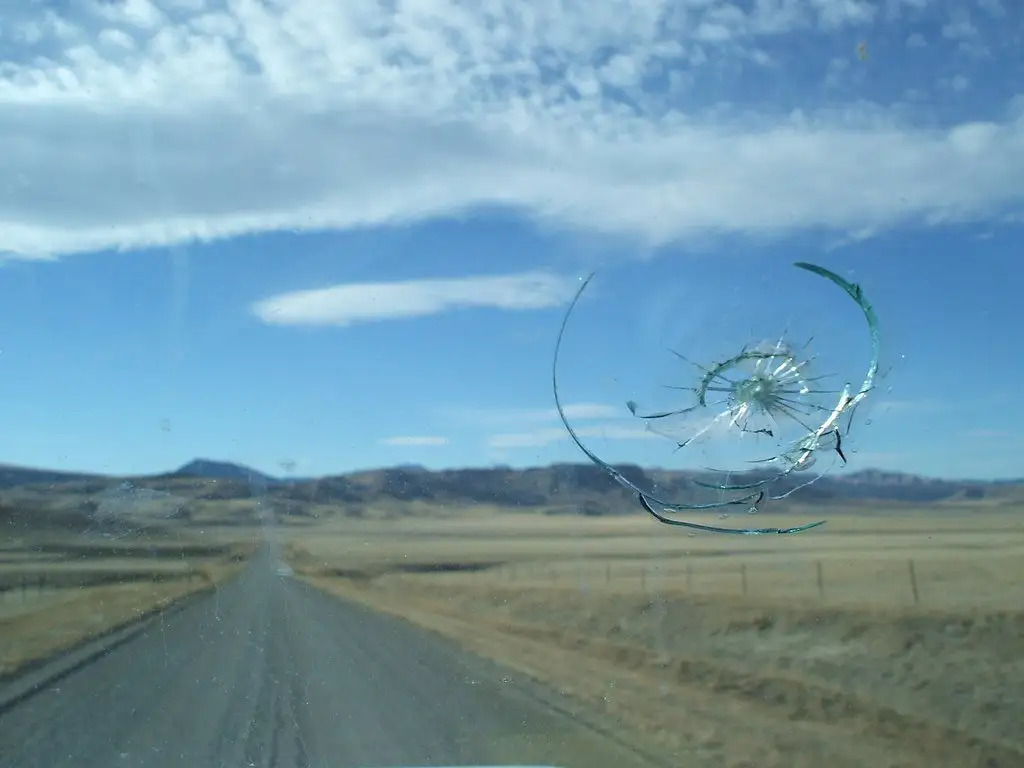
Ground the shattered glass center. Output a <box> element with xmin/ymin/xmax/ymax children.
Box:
<box><xmin>702</xmin><ymin>347</ymin><xmax>818</xmax><ymax>439</ymax></box>
<box><xmin>735</xmin><ymin>373</ymin><xmax>783</xmax><ymax>412</ymax></box>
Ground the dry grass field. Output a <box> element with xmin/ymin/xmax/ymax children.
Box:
<box><xmin>286</xmin><ymin>505</ymin><xmax>1024</xmax><ymax>768</ymax></box>
<box><xmin>0</xmin><ymin>532</ymin><xmax>255</xmax><ymax>679</ymax></box>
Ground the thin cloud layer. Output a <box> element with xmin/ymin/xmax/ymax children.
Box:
<box><xmin>379</xmin><ymin>435</ymin><xmax>449</xmax><ymax>447</ymax></box>
<box><xmin>0</xmin><ymin>0</ymin><xmax>1021</xmax><ymax>258</ymax></box>
<box><xmin>252</xmin><ymin>271</ymin><xmax>579</xmax><ymax>326</ymax></box>
<box><xmin>487</xmin><ymin>424</ymin><xmax>657</xmax><ymax>448</ymax></box>
<box><xmin>469</xmin><ymin>401</ymin><xmax>653</xmax><ymax>448</ymax></box>
<box><xmin>441</xmin><ymin>402</ymin><xmax>620</xmax><ymax>428</ymax></box>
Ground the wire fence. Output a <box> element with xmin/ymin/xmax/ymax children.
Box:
<box><xmin>0</xmin><ymin>569</ymin><xmax>206</xmax><ymax>607</ymax></box>
<box><xmin>480</xmin><ymin>554</ymin><xmax>1013</xmax><ymax>609</ymax></box>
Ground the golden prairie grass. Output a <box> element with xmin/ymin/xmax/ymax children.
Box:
<box><xmin>289</xmin><ymin>507</ymin><xmax>1024</xmax><ymax>768</ymax></box>
<box><xmin>0</xmin><ymin>538</ymin><xmax>254</xmax><ymax>679</ymax></box>
<box><xmin>0</xmin><ymin>579</ymin><xmax>209</xmax><ymax>677</ymax></box>
<box><xmin>287</xmin><ymin>507</ymin><xmax>1024</xmax><ymax>610</ymax></box>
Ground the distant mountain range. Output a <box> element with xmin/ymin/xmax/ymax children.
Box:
<box><xmin>0</xmin><ymin>459</ymin><xmax>1020</xmax><ymax>518</ymax></box>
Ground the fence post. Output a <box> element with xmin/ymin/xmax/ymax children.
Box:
<box><xmin>740</xmin><ymin>563</ymin><xmax>748</xmax><ymax>597</ymax></box>
<box><xmin>907</xmin><ymin>559</ymin><xmax>920</xmax><ymax>605</ymax></box>
<box><xmin>816</xmin><ymin>561</ymin><xmax>825</xmax><ymax>599</ymax></box>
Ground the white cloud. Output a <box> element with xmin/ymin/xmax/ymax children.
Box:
<box><xmin>813</xmin><ymin>0</ymin><xmax>877</xmax><ymax>28</ymax></box>
<box><xmin>440</xmin><ymin>402</ymin><xmax>622</xmax><ymax>429</ymax></box>
<box><xmin>444</xmin><ymin>402</ymin><xmax>646</xmax><ymax>447</ymax></box>
<box><xmin>252</xmin><ymin>271</ymin><xmax>580</xmax><ymax>326</ymax></box>
<box><xmin>94</xmin><ymin>0</ymin><xmax>165</xmax><ymax>30</ymax></box>
<box><xmin>977</xmin><ymin>0</ymin><xmax>1005</xmax><ymax>17</ymax></box>
<box><xmin>962</xmin><ymin>429</ymin><xmax>1007</xmax><ymax>439</ymax></box>
<box><xmin>0</xmin><ymin>0</ymin><xmax>1021</xmax><ymax>259</ymax></box>
<box><xmin>436</xmin><ymin>403</ymin><xmax>618</xmax><ymax>434</ymax></box>
<box><xmin>487</xmin><ymin>423</ymin><xmax>658</xmax><ymax>449</ymax></box>
<box><xmin>547</xmin><ymin>403</ymin><xmax>620</xmax><ymax>421</ymax></box>
<box><xmin>942</xmin><ymin>17</ymin><xmax>979</xmax><ymax>42</ymax></box>
<box><xmin>379</xmin><ymin>435</ymin><xmax>449</xmax><ymax>447</ymax></box>
<box><xmin>949</xmin><ymin>75</ymin><xmax>970</xmax><ymax>92</ymax></box>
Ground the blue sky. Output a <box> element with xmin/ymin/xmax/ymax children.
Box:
<box><xmin>0</xmin><ymin>0</ymin><xmax>1020</xmax><ymax>480</ymax></box>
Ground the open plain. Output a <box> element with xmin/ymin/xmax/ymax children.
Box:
<box><xmin>285</xmin><ymin>505</ymin><xmax>1024</xmax><ymax>768</ymax></box>
<box><xmin>1</xmin><ymin>464</ymin><xmax>1022</xmax><ymax>767</ymax></box>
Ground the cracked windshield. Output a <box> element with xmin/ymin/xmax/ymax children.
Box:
<box><xmin>1</xmin><ymin>1</ymin><xmax>1021</xmax><ymax>768</ymax></box>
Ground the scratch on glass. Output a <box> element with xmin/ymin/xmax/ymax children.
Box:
<box><xmin>87</xmin><ymin>480</ymin><xmax>188</xmax><ymax>539</ymax></box>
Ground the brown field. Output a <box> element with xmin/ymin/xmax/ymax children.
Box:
<box><xmin>0</xmin><ymin>532</ymin><xmax>255</xmax><ymax>679</ymax></box>
<box><xmin>286</xmin><ymin>505</ymin><xmax>1024</xmax><ymax>768</ymax></box>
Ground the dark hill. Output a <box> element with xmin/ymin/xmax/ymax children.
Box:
<box><xmin>170</xmin><ymin>459</ymin><xmax>277</xmax><ymax>487</ymax></box>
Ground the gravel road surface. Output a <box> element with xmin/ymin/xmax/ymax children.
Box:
<box><xmin>0</xmin><ymin>549</ymin><xmax>666</xmax><ymax>768</ymax></box>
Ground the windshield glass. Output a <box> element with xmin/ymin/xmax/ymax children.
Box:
<box><xmin>0</xmin><ymin>2</ymin><xmax>1021</xmax><ymax>768</ymax></box>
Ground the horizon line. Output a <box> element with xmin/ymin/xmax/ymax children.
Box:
<box><xmin>0</xmin><ymin>458</ymin><xmax>1016</xmax><ymax>486</ymax></box>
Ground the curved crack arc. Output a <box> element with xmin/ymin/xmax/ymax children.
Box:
<box><xmin>793</xmin><ymin>261</ymin><xmax>881</xmax><ymax>410</ymax></box>
<box><xmin>638</xmin><ymin>495</ymin><xmax>826</xmax><ymax>535</ymax></box>
<box><xmin>552</xmin><ymin>273</ymin><xmax>823</xmax><ymax>535</ymax></box>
